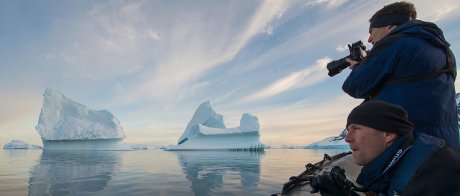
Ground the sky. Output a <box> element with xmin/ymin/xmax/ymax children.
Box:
<box><xmin>1</xmin><ymin>0</ymin><xmax>460</xmax><ymax>147</ymax></box>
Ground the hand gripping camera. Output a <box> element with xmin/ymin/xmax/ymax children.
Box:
<box><xmin>309</xmin><ymin>166</ymin><xmax>356</xmax><ymax>196</ymax></box>
<box><xmin>327</xmin><ymin>41</ymin><xmax>366</xmax><ymax>77</ymax></box>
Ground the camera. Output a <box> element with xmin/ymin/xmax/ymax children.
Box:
<box><xmin>327</xmin><ymin>41</ymin><xmax>366</xmax><ymax>77</ymax></box>
<box><xmin>309</xmin><ymin>166</ymin><xmax>354</xmax><ymax>195</ymax></box>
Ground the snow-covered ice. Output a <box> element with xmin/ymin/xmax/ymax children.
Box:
<box><xmin>3</xmin><ymin>140</ymin><xmax>42</xmax><ymax>149</ymax></box>
<box><xmin>304</xmin><ymin>129</ymin><xmax>350</xmax><ymax>149</ymax></box>
<box><xmin>167</xmin><ymin>101</ymin><xmax>264</xmax><ymax>151</ymax></box>
<box><xmin>35</xmin><ymin>88</ymin><xmax>129</xmax><ymax>150</ymax></box>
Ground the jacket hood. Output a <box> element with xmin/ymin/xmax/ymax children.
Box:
<box><xmin>389</xmin><ymin>20</ymin><xmax>449</xmax><ymax>48</ymax></box>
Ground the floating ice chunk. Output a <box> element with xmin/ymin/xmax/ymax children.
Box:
<box><xmin>3</xmin><ymin>139</ymin><xmax>42</xmax><ymax>149</ymax></box>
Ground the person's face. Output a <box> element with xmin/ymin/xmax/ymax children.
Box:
<box><xmin>367</xmin><ymin>25</ymin><xmax>396</xmax><ymax>44</ymax></box>
<box><xmin>345</xmin><ymin>124</ymin><xmax>396</xmax><ymax>166</ymax></box>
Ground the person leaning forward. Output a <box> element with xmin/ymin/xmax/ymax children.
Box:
<box><xmin>344</xmin><ymin>101</ymin><xmax>460</xmax><ymax>196</ymax></box>
<box><xmin>342</xmin><ymin>2</ymin><xmax>459</xmax><ymax>151</ymax></box>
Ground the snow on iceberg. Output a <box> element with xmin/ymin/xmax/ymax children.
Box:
<box><xmin>35</xmin><ymin>88</ymin><xmax>129</xmax><ymax>150</ymax></box>
<box><xmin>304</xmin><ymin>129</ymin><xmax>350</xmax><ymax>149</ymax></box>
<box><xmin>3</xmin><ymin>139</ymin><xmax>42</xmax><ymax>149</ymax></box>
<box><xmin>167</xmin><ymin>101</ymin><xmax>264</xmax><ymax>151</ymax></box>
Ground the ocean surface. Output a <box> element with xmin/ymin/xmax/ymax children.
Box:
<box><xmin>0</xmin><ymin>149</ymin><xmax>347</xmax><ymax>196</ymax></box>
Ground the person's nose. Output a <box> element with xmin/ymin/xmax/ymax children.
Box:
<box><xmin>344</xmin><ymin>130</ymin><xmax>353</xmax><ymax>143</ymax></box>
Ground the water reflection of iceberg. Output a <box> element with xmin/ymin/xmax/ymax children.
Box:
<box><xmin>28</xmin><ymin>151</ymin><xmax>122</xmax><ymax>196</ymax></box>
<box><xmin>174</xmin><ymin>151</ymin><xmax>264</xmax><ymax>196</ymax></box>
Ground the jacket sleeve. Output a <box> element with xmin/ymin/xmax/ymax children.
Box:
<box><xmin>342</xmin><ymin>43</ymin><xmax>401</xmax><ymax>98</ymax></box>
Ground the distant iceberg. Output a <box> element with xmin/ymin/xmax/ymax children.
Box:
<box><xmin>3</xmin><ymin>139</ymin><xmax>42</xmax><ymax>149</ymax></box>
<box><xmin>128</xmin><ymin>143</ymin><xmax>149</xmax><ymax>150</ymax></box>
<box><xmin>35</xmin><ymin>88</ymin><xmax>129</xmax><ymax>150</ymax></box>
<box><xmin>304</xmin><ymin>129</ymin><xmax>350</xmax><ymax>149</ymax></box>
<box><xmin>166</xmin><ymin>101</ymin><xmax>264</xmax><ymax>151</ymax></box>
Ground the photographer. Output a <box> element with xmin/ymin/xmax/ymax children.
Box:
<box><xmin>344</xmin><ymin>101</ymin><xmax>460</xmax><ymax>195</ymax></box>
<box><xmin>342</xmin><ymin>2</ymin><xmax>459</xmax><ymax>151</ymax></box>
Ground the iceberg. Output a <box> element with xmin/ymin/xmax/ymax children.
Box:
<box><xmin>304</xmin><ymin>129</ymin><xmax>350</xmax><ymax>149</ymax></box>
<box><xmin>128</xmin><ymin>143</ymin><xmax>149</xmax><ymax>150</ymax></box>
<box><xmin>3</xmin><ymin>139</ymin><xmax>42</xmax><ymax>149</ymax></box>
<box><xmin>35</xmin><ymin>88</ymin><xmax>129</xmax><ymax>150</ymax></box>
<box><xmin>167</xmin><ymin>101</ymin><xmax>264</xmax><ymax>151</ymax></box>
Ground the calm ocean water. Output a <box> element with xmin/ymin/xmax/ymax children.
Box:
<box><xmin>0</xmin><ymin>149</ymin><xmax>346</xmax><ymax>196</ymax></box>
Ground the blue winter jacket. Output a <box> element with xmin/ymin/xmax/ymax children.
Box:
<box><xmin>357</xmin><ymin>133</ymin><xmax>460</xmax><ymax>196</ymax></box>
<box><xmin>342</xmin><ymin>20</ymin><xmax>459</xmax><ymax>150</ymax></box>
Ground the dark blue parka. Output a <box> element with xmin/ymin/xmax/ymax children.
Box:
<box><xmin>343</xmin><ymin>20</ymin><xmax>459</xmax><ymax>150</ymax></box>
<box><xmin>356</xmin><ymin>133</ymin><xmax>460</xmax><ymax>196</ymax></box>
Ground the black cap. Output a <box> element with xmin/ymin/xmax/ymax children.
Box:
<box><xmin>346</xmin><ymin>101</ymin><xmax>414</xmax><ymax>135</ymax></box>
<box><xmin>370</xmin><ymin>14</ymin><xmax>410</xmax><ymax>28</ymax></box>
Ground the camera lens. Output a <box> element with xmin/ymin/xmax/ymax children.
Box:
<box><xmin>327</xmin><ymin>58</ymin><xmax>350</xmax><ymax>77</ymax></box>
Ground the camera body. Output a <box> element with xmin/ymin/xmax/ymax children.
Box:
<box><xmin>309</xmin><ymin>166</ymin><xmax>355</xmax><ymax>195</ymax></box>
<box><xmin>327</xmin><ymin>41</ymin><xmax>366</xmax><ymax>77</ymax></box>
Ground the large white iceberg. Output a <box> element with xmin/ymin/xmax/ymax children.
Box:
<box><xmin>3</xmin><ymin>139</ymin><xmax>42</xmax><ymax>149</ymax></box>
<box><xmin>304</xmin><ymin>129</ymin><xmax>350</xmax><ymax>149</ymax></box>
<box><xmin>167</xmin><ymin>101</ymin><xmax>264</xmax><ymax>151</ymax></box>
<box><xmin>35</xmin><ymin>88</ymin><xmax>129</xmax><ymax>150</ymax></box>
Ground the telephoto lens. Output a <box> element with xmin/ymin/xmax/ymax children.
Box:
<box><xmin>327</xmin><ymin>58</ymin><xmax>350</xmax><ymax>77</ymax></box>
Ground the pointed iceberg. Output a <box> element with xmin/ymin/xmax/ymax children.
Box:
<box><xmin>167</xmin><ymin>101</ymin><xmax>264</xmax><ymax>151</ymax></box>
<box><xmin>35</xmin><ymin>88</ymin><xmax>129</xmax><ymax>150</ymax></box>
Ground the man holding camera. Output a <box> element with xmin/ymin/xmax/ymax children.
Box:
<box><xmin>342</xmin><ymin>101</ymin><xmax>460</xmax><ymax>195</ymax></box>
<box><xmin>342</xmin><ymin>2</ymin><xmax>459</xmax><ymax>151</ymax></box>
<box><xmin>309</xmin><ymin>101</ymin><xmax>460</xmax><ymax>195</ymax></box>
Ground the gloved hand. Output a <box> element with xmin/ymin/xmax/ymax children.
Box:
<box><xmin>309</xmin><ymin>166</ymin><xmax>358</xmax><ymax>196</ymax></box>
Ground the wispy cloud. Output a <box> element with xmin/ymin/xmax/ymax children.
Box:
<box><xmin>304</xmin><ymin>0</ymin><xmax>350</xmax><ymax>8</ymax></box>
<box><xmin>241</xmin><ymin>58</ymin><xmax>331</xmax><ymax>103</ymax></box>
<box><xmin>110</xmin><ymin>0</ymin><xmax>290</xmax><ymax>105</ymax></box>
<box><xmin>416</xmin><ymin>0</ymin><xmax>459</xmax><ymax>22</ymax></box>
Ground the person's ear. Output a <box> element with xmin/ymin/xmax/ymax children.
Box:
<box><xmin>384</xmin><ymin>132</ymin><xmax>398</xmax><ymax>143</ymax></box>
<box><xmin>387</xmin><ymin>25</ymin><xmax>397</xmax><ymax>32</ymax></box>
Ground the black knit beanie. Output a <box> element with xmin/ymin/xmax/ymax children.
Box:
<box><xmin>346</xmin><ymin>101</ymin><xmax>414</xmax><ymax>135</ymax></box>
